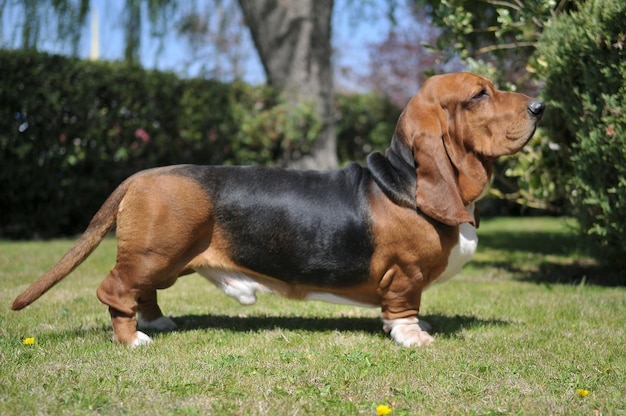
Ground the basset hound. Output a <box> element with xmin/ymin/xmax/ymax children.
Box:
<box><xmin>12</xmin><ymin>72</ymin><xmax>545</xmax><ymax>347</ymax></box>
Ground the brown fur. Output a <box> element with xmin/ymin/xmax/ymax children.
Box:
<box><xmin>12</xmin><ymin>73</ymin><xmax>544</xmax><ymax>346</ymax></box>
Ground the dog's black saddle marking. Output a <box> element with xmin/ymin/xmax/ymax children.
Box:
<box><xmin>176</xmin><ymin>164</ymin><xmax>375</xmax><ymax>287</ymax></box>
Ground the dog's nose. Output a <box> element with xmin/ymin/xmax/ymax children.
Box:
<box><xmin>528</xmin><ymin>100</ymin><xmax>546</xmax><ymax>119</ymax></box>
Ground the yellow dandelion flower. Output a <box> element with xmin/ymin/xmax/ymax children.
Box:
<box><xmin>23</xmin><ymin>337</ymin><xmax>35</xmax><ymax>345</ymax></box>
<box><xmin>376</xmin><ymin>404</ymin><xmax>392</xmax><ymax>415</ymax></box>
<box><xmin>576</xmin><ymin>388</ymin><xmax>589</xmax><ymax>398</ymax></box>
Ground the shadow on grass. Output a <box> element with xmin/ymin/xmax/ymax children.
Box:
<box><xmin>476</xmin><ymin>229</ymin><xmax>625</xmax><ymax>287</ymax></box>
<box><xmin>50</xmin><ymin>314</ymin><xmax>508</xmax><ymax>344</ymax></box>
<box><xmin>478</xmin><ymin>229</ymin><xmax>579</xmax><ymax>257</ymax></box>
<box><xmin>477</xmin><ymin>260</ymin><xmax>624</xmax><ymax>286</ymax></box>
<box><xmin>165</xmin><ymin>313</ymin><xmax>507</xmax><ymax>339</ymax></box>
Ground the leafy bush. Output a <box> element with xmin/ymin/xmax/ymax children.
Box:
<box><xmin>536</xmin><ymin>0</ymin><xmax>626</xmax><ymax>267</ymax></box>
<box><xmin>335</xmin><ymin>93</ymin><xmax>400</xmax><ymax>164</ymax></box>
<box><xmin>0</xmin><ymin>50</ymin><xmax>398</xmax><ymax>238</ymax></box>
<box><xmin>0</xmin><ymin>51</ymin><xmax>315</xmax><ymax>237</ymax></box>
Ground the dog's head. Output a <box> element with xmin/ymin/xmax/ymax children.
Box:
<box><xmin>392</xmin><ymin>72</ymin><xmax>544</xmax><ymax>226</ymax></box>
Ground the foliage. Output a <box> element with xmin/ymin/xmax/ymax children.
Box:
<box><xmin>0</xmin><ymin>49</ymin><xmax>396</xmax><ymax>238</ymax></box>
<box><xmin>414</xmin><ymin>0</ymin><xmax>572</xmax><ymax>83</ymax></box>
<box><xmin>0</xmin><ymin>51</ymin><xmax>308</xmax><ymax>237</ymax></box>
<box><xmin>491</xmin><ymin>130</ymin><xmax>572</xmax><ymax>213</ymax></box>
<box><xmin>535</xmin><ymin>0</ymin><xmax>626</xmax><ymax>267</ymax></box>
<box><xmin>229</xmin><ymin>91</ymin><xmax>323</xmax><ymax>165</ymax></box>
<box><xmin>0</xmin><ymin>51</ymin><xmax>215</xmax><ymax>237</ymax></box>
<box><xmin>2</xmin><ymin>218</ymin><xmax>625</xmax><ymax>414</ymax></box>
<box><xmin>335</xmin><ymin>93</ymin><xmax>400</xmax><ymax>164</ymax></box>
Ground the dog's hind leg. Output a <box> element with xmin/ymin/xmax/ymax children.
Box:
<box><xmin>137</xmin><ymin>289</ymin><xmax>177</xmax><ymax>331</ymax></box>
<box><xmin>96</xmin><ymin>268</ymin><xmax>152</xmax><ymax>346</ymax></box>
<box><xmin>97</xmin><ymin>171</ymin><xmax>213</xmax><ymax>345</ymax></box>
<box><xmin>97</xmin><ymin>262</ymin><xmax>186</xmax><ymax>346</ymax></box>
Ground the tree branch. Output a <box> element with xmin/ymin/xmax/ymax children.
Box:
<box><xmin>471</xmin><ymin>21</ymin><xmax>527</xmax><ymax>34</ymax></box>
<box><xmin>475</xmin><ymin>41</ymin><xmax>536</xmax><ymax>55</ymax></box>
<box><xmin>481</xmin><ymin>0</ymin><xmax>521</xmax><ymax>11</ymax></box>
<box><xmin>554</xmin><ymin>0</ymin><xmax>570</xmax><ymax>16</ymax></box>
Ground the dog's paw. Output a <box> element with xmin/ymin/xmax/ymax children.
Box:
<box><xmin>112</xmin><ymin>330</ymin><xmax>154</xmax><ymax>346</ymax></box>
<box><xmin>138</xmin><ymin>315</ymin><xmax>178</xmax><ymax>331</ymax></box>
<box><xmin>383</xmin><ymin>317</ymin><xmax>435</xmax><ymax>347</ymax></box>
<box><xmin>131</xmin><ymin>331</ymin><xmax>154</xmax><ymax>347</ymax></box>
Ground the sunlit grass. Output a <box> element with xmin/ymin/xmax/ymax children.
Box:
<box><xmin>1</xmin><ymin>218</ymin><xmax>624</xmax><ymax>415</ymax></box>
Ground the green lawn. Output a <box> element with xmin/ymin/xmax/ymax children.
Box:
<box><xmin>1</xmin><ymin>217</ymin><xmax>624</xmax><ymax>415</ymax></box>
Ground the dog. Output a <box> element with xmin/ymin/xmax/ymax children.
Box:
<box><xmin>12</xmin><ymin>72</ymin><xmax>544</xmax><ymax>347</ymax></box>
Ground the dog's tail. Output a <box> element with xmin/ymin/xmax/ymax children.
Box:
<box><xmin>11</xmin><ymin>177</ymin><xmax>134</xmax><ymax>311</ymax></box>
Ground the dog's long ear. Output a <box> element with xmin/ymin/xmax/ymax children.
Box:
<box><xmin>441</xmin><ymin>124</ymin><xmax>492</xmax><ymax>208</ymax></box>
<box><xmin>441</xmin><ymin>91</ymin><xmax>494</xmax><ymax>211</ymax></box>
<box><xmin>397</xmin><ymin>100</ymin><xmax>474</xmax><ymax>226</ymax></box>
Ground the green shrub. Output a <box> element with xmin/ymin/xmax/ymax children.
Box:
<box><xmin>0</xmin><ymin>50</ymin><xmax>398</xmax><ymax>238</ymax></box>
<box><xmin>0</xmin><ymin>51</ymin><xmax>316</xmax><ymax>237</ymax></box>
<box><xmin>536</xmin><ymin>0</ymin><xmax>626</xmax><ymax>267</ymax></box>
<box><xmin>335</xmin><ymin>93</ymin><xmax>399</xmax><ymax>164</ymax></box>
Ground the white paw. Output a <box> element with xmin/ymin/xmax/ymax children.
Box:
<box><xmin>131</xmin><ymin>331</ymin><xmax>154</xmax><ymax>347</ymax></box>
<box><xmin>138</xmin><ymin>315</ymin><xmax>178</xmax><ymax>331</ymax></box>
<box><xmin>383</xmin><ymin>317</ymin><xmax>435</xmax><ymax>347</ymax></box>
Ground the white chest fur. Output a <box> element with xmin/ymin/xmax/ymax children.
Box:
<box><xmin>433</xmin><ymin>203</ymin><xmax>478</xmax><ymax>285</ymax></box>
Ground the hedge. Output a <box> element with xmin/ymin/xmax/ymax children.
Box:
<box><xmin>0</xmin><ymin>50</ymin><xmax>399</xmax><ymax>238</ymax></box>
<box><xmin>536</xmin><ymin>0</ymin><xmax>626</xmax><ymax>268</ymax></box>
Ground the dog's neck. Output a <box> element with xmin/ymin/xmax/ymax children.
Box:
<box><xmin>366</xmin><ymin>134</ymin><xmax>416</xmax><ymax>209</ymax></box>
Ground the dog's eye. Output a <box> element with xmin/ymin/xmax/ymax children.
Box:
<box><xmin>471</xmin><ymin>89</ymin><xmax>489</xmax><ymax>101</ymax></box>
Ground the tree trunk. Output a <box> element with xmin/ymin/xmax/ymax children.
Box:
<box><xmin>238</xmin><ymin>0</ymin><xmax>337</xmax><ymax>170</ymax></box>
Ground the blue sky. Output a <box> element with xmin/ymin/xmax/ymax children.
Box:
<box><xmin>1</xmin><ymin>0</ymin><xmax>416</xmax><ymax>90</ymax></box>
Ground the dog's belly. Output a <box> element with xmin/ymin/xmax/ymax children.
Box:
<box><xmin>196</xmin><ymin>267</ymin><xmax>378</xmax><ymax>307</ymax></box>
<box><xmin>303</xmin><ymin>292</ymin><xmax>378</xmax><ymax>308</ymax></box>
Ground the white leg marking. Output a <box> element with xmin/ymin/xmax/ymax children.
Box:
<box><xmin>112</xmin><ymin>331</ymin><xmax>153</xmax><ymax>347</ymax></box>
<box><xmin>383</xmin><ymin>317</ymin><xmax>435</xmax><ymax>347</ymax></box>
<box><xmin>137</xmin><ymin>315</ymin><xmax>178</xmax><ymax>331</ymax></box>
<box><xmin>131</xmin><ymin>331</ymin><xmax>154</xmax><ymax>347</ymax></box>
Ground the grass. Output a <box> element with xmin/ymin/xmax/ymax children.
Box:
<box><xmin>1</xmin><ymin>217</ymin><xmax>625</xmax><ymax>415</ymax></box>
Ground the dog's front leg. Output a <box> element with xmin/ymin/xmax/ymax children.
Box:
<box><xmin>379</xmin><ymin>268</ymin><xmax>434</xmax><ymax>347</ymax></box>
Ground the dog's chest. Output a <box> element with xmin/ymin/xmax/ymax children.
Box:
<box><xmin>433</xmin><ymin>205</ymin><xmax>478</xmax><ymax>285</ymax></box>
